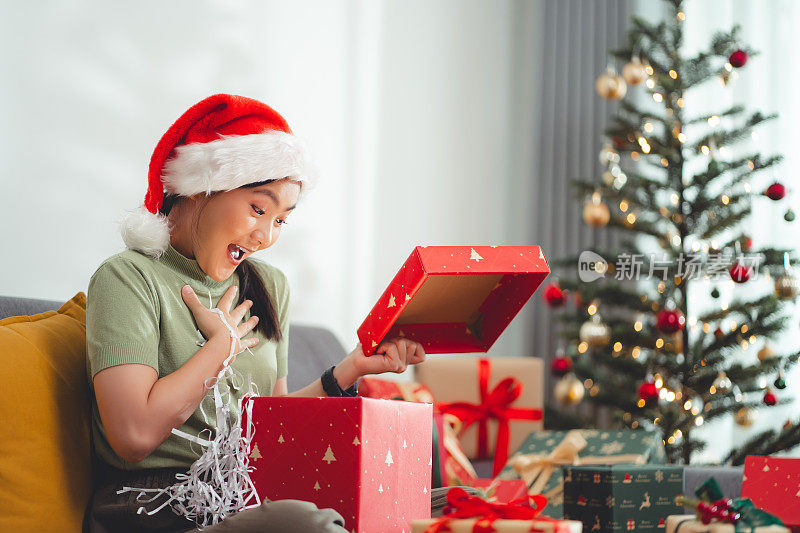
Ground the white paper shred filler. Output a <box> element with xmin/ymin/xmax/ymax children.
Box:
<box><xmin>116</xmin><ymin>288</ymin><xmax>265</xmax><ymax>529</ymax></box>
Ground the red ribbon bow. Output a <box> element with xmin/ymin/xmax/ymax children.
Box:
<box><xmin>437</xmin><ymin>359</ymin><xmax>543</xmax><ymax>476</ymax></box>
<box><xmin>425</xmin><ymin>487</ymin><xmax>548</xmax><ymax>533</ymax></box>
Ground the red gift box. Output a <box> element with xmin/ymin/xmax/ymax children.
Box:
<box><xmin>742</xmin><ymin>455</ymin><xmax>800</xmax><ymax>531</ymax></box>
<box><xmin>358</xmin><ymin>376</ymin><xmax>436</xmax><ymax>404</ymax></box>
<box><xmin>357</xmin><ymin>377</ymin><xmax>478</xmax><ymax>487</ymax></box>
<box><xmin>243</xmin><ymin>396</ymin><xmax>432</xmax><ymax>533</ymax></box>
<box><xmin>357</xmin><ymin>246</ymin><xmax>549</xmax><ymax>355</ymax></box>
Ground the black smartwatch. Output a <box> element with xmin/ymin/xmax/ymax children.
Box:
<box><xmin>321</xmin><ymin>365</ymin><xmax>358</xmax><ymax>397</ymax></box>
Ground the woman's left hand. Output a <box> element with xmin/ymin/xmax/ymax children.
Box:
<box><xmin>333</xmin><ymin>337</ymin><xmax>426</xmax><ymax>389</ymax></box>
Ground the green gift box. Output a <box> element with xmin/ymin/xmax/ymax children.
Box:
<box><xmin>497</xmin><ymin>429</ymin><xmax>666</xmax><ymax>518</ymax></box>
<box><xmin>563</xmin><ymin>464</ymin><xmax>683</xmax><ymax>533</ymax></box>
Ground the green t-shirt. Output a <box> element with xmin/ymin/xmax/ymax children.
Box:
<box><xmin>86</xmin><ymin>243</ymin><xmax>289</xmax><ymax>470</ymax></box>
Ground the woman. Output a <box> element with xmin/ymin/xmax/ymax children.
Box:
<box><xmin>84</xmin><ymin>94</ymin><xmax>427</xmax><ymax>532</ymax></box>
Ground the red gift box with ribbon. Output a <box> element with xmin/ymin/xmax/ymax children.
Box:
<box><xmin>242</xmin><ymin>396</ymin><xmax>432</xmax><ymax>533</ymax></box>
<box><xmin>416</xmin><ymin>357</ymin><xmax>544</xmax><ymax>477</ymax></box>
<box><xmin>357</xmin><ymin>246</ymin><xmax>549</xmax><ymax>355</ymax></box>
<box><xmin>411</xmin><ymin>487</ymin><xmax>583</xmax><ymax>533</ymax></box>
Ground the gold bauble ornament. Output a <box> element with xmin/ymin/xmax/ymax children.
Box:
<box><xmin>596</xmin><ymin>69</ymin><xmax>627</xmax><ymax>100</ymax></box>
<box><xmin>583</xmin><ymin>191</ymin><xmax>611</xmax><ymax>228</ymax></box>
<box><xmin>621</xmin><ymin>57</ymin><xmax>648</xmax><ymax>85</ymax></box>
<box><xmin>554</xmin><ymin>373</ymin><xmax>585</xmax><ymax>405</ymax></box>
<box><xmin>579</xmin><ymin>313</ymin><xmax>611</xmax><ymax>347</ymax></box>
<box><xmin>734</xmin><ymin>406</ymin><xmax>757</xmax><ymax>427</ymax></box>
<box><xmin>758</xmin><ymin>344</ymin><xmax>776</xmax><ymax>362</ymax></box>
<box><xmin>668</xmin><ymin>331</ymin><xmax>684</xmax><ymax>354</ymax></box>
<box><xmin>774</xmin><ymin>273</ymin><xmax>800</xmax><ymax>300</ymax></box>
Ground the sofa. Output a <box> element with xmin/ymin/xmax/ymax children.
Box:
<box><xmin>0</xmin><ymin>293</ymin><xmax>493</xmax><ymax>532</ymax></box>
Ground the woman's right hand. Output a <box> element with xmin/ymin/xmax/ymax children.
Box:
<box><xmin>181</xmin><ymin>284</ymin><xmax>260</xmax><ymax>353</ymax></box>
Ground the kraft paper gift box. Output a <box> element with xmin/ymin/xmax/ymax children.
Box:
<box><xmin>357</xmin><ymin>245</ymin><xmax>550</xmax><ymax>355</ymax></box>
<box><xmin>357</xmin><ymin>376</ymin><xmax>478</xmax><ymax>488</ymax></box>
<box><xmin>243</xmin><ymin>396</ymin><xmax>432</xmax><ymax>533</ymax></box>
<box><xmin>415</xmin><ymin>356</ymin><xmax>544</xmax><ymax>477</ymax></box>
<box><xmin>742</xmin><ymin>456</ymin><xmax>800</xmax><ymax>532</ymax></box>
<box><xmin>665</xmin><ymin>515</ymin><xmax>789</xmax><ymax>533</ymax></box>
<box><xmin>562</xmin><ymin>464</ymin><xmax>683</xmax><ymax>533</ymax></box>
<box><xmin>497</xmin><ymin>429</ymin><xmax>666</xmax><ymax>518</ymax></box>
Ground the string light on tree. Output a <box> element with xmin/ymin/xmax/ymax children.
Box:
<box><xmin>712</xmin><ymin>372</ymin><xmax>732</xmax><ymax>395</ymax></box>
<box><xmin>599</xmin><ymin>143</ymin><xmax>620</xmax><ymax>165</ymax></box>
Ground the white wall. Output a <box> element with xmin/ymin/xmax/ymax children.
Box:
<box><xmin>0</xmin><ymin>0</ymin><xmax>537</xmax><ymax>367</ymax></box>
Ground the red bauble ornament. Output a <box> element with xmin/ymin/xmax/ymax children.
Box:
<box><xmin>765</xmin><ymin>182</ymin><xmax>786</xmax><ymax>201</ymax></box>
<box><xmin>550</xmin><ymin>356</ymin><xmax>573</xmax><ymax>377</ymax></box>
<box><xmin>740</xmin><ymin>235</ymin><xmax>753</xmax><ymax>252</ymax></box>
<box><xmin>714</xmin><ymin>326</ymin><xmax>725</xmax><ymax>339</ymax></box>
<box><xmin>544</xmin><ymin>283</ymin><xmax>567</xmax><ymax>307</ymax></box>
<box><xmin>763</xmin><ymin>390</ymin><xmax>778</xmax><ymax>406</ymax></box>
<box><xmin>730</xmin><ymin>263</ymin><xmax>753</xmax><ymax>283</ymax></box>
<box><xmin>729</xmin><ymin>49</ymin><xmax>748</xmax><ymax>68</ymax></box>
<box><xmin>656</xmin><ymin>309</ymin><xmax>686</xmax><ymax>334</ymax></box>
<box><xmin>574</xmin><ymin>291</ymin><xmax>584</xmax><ymax>309</ymax></box>
<box><xmin>610</xmin><ymin>134</ymin><xmax>628</xmax><ymax>150</ymax></box>
<box><xmin>638</xmin><ymin>381</ymin><xmax>659</xmax><ymax>405</ymax></box>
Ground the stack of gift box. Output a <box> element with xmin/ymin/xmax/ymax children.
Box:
<box><xmin>240</xmin><ymin>246</ymin><xmax>799</xmax><ymax>533</ymax></box>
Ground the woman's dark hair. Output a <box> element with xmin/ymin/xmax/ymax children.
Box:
<box><xmin>159</xmin><ymin>179</ymin><xmax>289</xmax><ymax>342</ymax></box>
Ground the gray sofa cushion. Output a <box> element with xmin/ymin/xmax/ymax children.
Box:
<box><xmin>0</xmin><ymin>296</ymin><xmax>345</xmax><ymax>393</ymax></box>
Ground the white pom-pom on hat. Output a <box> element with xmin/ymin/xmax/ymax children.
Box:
<box><xmin>119</xmin><ymin>205</ymin><xmax>171</xmax><ymax>260</ymax></box>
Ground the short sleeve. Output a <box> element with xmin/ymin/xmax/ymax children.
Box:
<box><xmin>274</xmin><ymin>268</ymin><xmax>291</xmax><ymax>379</ymax></box>
<box><xmin>86</xmin><ymin>258</ymin><xmax>160</xmax><ymax>379</ymax></box>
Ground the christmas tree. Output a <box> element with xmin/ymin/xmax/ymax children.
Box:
<box><xmin>546</xmin><ymin>0</ymin><xmax>800</xmax><ymax>464</ymax></box>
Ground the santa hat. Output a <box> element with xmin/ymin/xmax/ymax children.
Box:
<box><xmin>119</xmin><ymin>93</ymin><xmax>317</xmax><ymax>259</ymax></box>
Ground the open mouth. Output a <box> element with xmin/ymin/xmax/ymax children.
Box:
<box><xmin>227</xmin><ymin>243</ymin><xmax>249</xmax><ymax>264</ymax></box>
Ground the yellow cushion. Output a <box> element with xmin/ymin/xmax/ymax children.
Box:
<box><xmin>0</xmin><ymin>293</ymin><xmax>91</xmax><ymax>532</ymax></box>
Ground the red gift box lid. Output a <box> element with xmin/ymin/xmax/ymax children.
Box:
<box><xmin>357</xmin><ymin>246</ymin><xmax>549</xmax><ymax>355</ymax></box>
<box><xmin>742</xmin><ymin>455</ymin><xmax>800</xmax><ymax>527</ymax></box>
